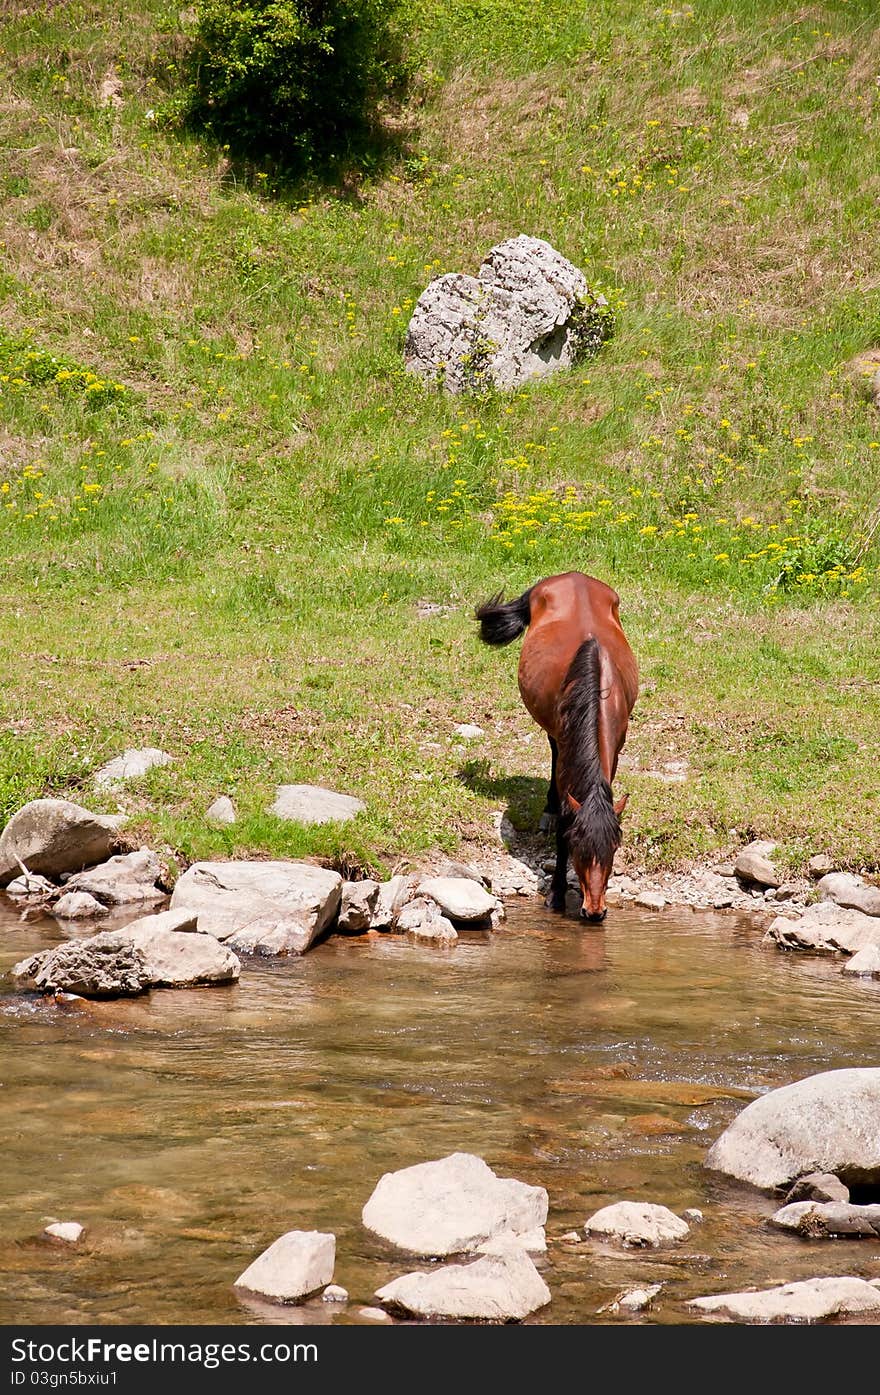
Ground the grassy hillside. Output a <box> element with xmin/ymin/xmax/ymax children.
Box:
<box><xmin>1</xmin><ymin>0</ymin><xmax>879</xmax><ymax>877</ymax></box>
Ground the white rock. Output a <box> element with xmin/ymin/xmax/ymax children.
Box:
<box><xmin>768</xmin><ymin>1201</ymin><xmax>880</xmax><ymax>1237</ymax></box>
<box><xmin>0</xmin><ymin>799</ymin><xmax>122</xmax><ymax>886</ymax></box>
<box><xmin>94</xmin><ymin>747</ymin><xmax>172</xmax><ymax>790</ymax></box>
<box><xmin>599</xmin><ymin>1283</ymin><xmax>662</xmax><ymax>1314</ymax></box>
<box><xmin>269</xmin><ymin>785</ymin><xmax>365</xmax><ymax>825</ymax></box>
<box><xmin>322</xmin><ymin>1284</ymin><xmax>348</xmax><ymax>1303</ymax></box>
<box><xmin>396</xmin><ymin>897</ymin><xmax>457</xmax><ymax>942</ymax></box>
<box><xmin>371</xmin><ymin>875</ymin><xmax>416</xmax><ymax>929</ymax></box>
<box><xmin>817</xmin><ymin>872</ymin><xmax>880</xmax><ymax>918</ymax></box>
<box><xmin>474</xmin><ymin>1226</ymin><xmax>546</xmax><ymax>1255</ymax></box>
<box><xmin>375</xmin><ymin>1251</ymin><xmax>550</xmax><ymax>1322</ymax></box>
<box><xmin>171</xmin><ymin>860</ymin><xmax>342</xmax><ymax>955</ymax></box>
<box><xmin>6</xmin><ymin>872</ymin><xmax>55</xmax><ymax>898</ymax></box>
<box><xmin>103</xmin><ymin>916</ymin><xmax>237</xmax><ymax>988</ymax></box>
<box><xmin>635</xmin><ymin>890</ymin><xmax>666</xmax><ymax>911</ymax></box>
<box><xmin>62</xmin><ymin>848</ymin><xmax>165</xmax><ymax>907</ymax></box>
<box><xmin>765</xmin><ymin>901</ymin><xmax>880</xmax><ymax>955</ymax></box>
<box><xmin>843</xmin><ymin>943</ymin><xmax>880</xmax><ymax>976</ymax></box>
<box><xmin>14</xmin><ymin>939</ymin><xmax>151</xmax><ymax>998</ymax></box>
<box><xmin>206</xmin><ymin>796</ymin><xmax>236</xmax><ymax>825</ymax></box>
<box><xmin>735</xmin><ymin>845</ymin><xmax>780</xmax><ymax>888</ymax></box>
<box><xmin>705</xmin><ymin>1068</ymin><xmax>880</xmax><ymax>1190</ymax></box>
<box><xmin>688</xmin><ymin>1276</ymin><xmax>880</xmax><ymax>1323</ymax></box>
<box><xmin>358</xmin><ymin>1307</ymin><xmax>391</xmax><ymax>1322</ymax></box>
<box><xmin>234</xmin><ymin>1231</ymin><xmax>335</xmax><ymax>1304</ymax></box>
<box><xmin>337</xmin><ymin>879</ymin><xmax>380</xmax><ymax>933</ymax></box>
<box><xmin>584</xmin><ymin>1201</ymin><xmax>689</xmax><ymax>1248</ymax></box>
<box><xmin>52</xmin><ymin>891</ymin><xmax>108</xmax><ymax>920</ymax></box>
<box><xmin>362</xmin><ymin>1152</ymin><xmax>548</xmax><ymax>1257</ymax></box>
<box><xmin>453</xmin><ymin>724</ymin><xmax>484</xmax><ymax>740</ymax></box>
<box><xmin>44</xmin><ymin>1222</ymin><xmax>84</xmax><ymax>1244</ymax></box>
<box><xmin>418</xmin><ymin>876</ymin><xmax>499</xmax><ymax>923</ymax></box>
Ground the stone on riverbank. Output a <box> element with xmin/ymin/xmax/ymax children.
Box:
<box><xmin>705</xmin><ymin>1068</ymin><xmax>880</xmax><ymax>1190</ymax></box>
<box><xmin>6</xmin><ymin>871</ymin><xmax>55</xmax><ymax>898</ymax></box>
<box><xmin>375</xmin><ymin>1251</ymin><xmax>550</xmax><ymax>1322</ymax></box>
<box><xmin>61</xmin><ymin>848</ymin><xmax>165</xmax><ymax>908</ymax></box>
<box><xmin>688</xmin><ymin>1276</ymin><xmax>880</xmax><ymax>1323</ymax></box>
<box><xmin>395</xmin><ymin>897</ymin><xmax>458</xmax><ymax>942</ymax></box>
<box><xmin>583</xmin><ymin>1202</ymin><xmax>689</xmax><ymax>1248</ymax></box>
<box><xmin>94</xmin><ymin>747</ymin><xmax>172</xmax><ymax>791</ymax></box>
<box><xmin>769</xmin><ymin>1201</ymin><xmax>880</xmax><ymax>1238</ymax></box>
<box><xmin>816</xmin><ymin>872</ymin><xmax>880</xmax><ymax>918</ymax></box>
<box><xmin>598</xmin><ymin>1283</ymin><xmax>662</xmax><ymax>1315</ymax></box>
<box><xmin>234</xmin><ymin>1231</ymin><xmax>335</xmax><ymax>1304</ymax></box>
<box><xmin>765</xmin><ymin>902</ymin><xmax>880</xmax><ymax>955</ymax></box>
<box><xmin>362</xmin><ymin>1152</ymin><xmax>548</xmax><ymax>1257</ymax></box>
<box><xmin>418</xmin><ymin>876</ymin><xmax>501</xmax><ymax>924</ymax></box>
<box><xmin>808</xmin><ymin>854</ymin><xmax>835</xmax><ymax>879</ymax></box>
<box><xmin>171</xmin><ymin>860</ymin><xmax>341</xmax><ymax>955</ymax></box>
<box><xmin>635</xmin><ymin>890</ymin><xmax>666</xmax><ymax>911</ymax></box>
<box><xmin>0</xmin><ymin>799</ymin><xmax>122</xmax><ymax>887</ymax></box>
<box><xmin>52</xmin><ymin>891</ymin><xmax>108</xmax><ymax>920</ymax></box>
<box><xmin>337</xmin><ymin>879</ymin><xmax>380</xmax><ymax>933</ymax></box>
<box><xmin>269</xmin><ymin>785</ymin><xmax>365</xmax><ymax>825</ymax></box>
<box><xmin>734</xmin><ymin>842</ymin><xmax>780</xmax><ymax>889</ymax></box>
<box><xmin>371</xmin><ymin>875</ymin><xmax>417</xmax><ymax>929</ymax></box>
<box><xmin>13</xmin><ymin>940</ymin><xmax>151</xmax><ymax>998</ymax></box>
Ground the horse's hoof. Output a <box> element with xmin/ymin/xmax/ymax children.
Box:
<box><xmin>545</xmin><ymin>893</ymin><xmax>566</xmax><ymax>913</ymax></box>
<box><xmin>538</xmin><ymin>812</ymin><xmax>557</xmax><ymax>835</ymax></box>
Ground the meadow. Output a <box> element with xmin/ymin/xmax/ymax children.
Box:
<box><xmin>1</xmin><ymin>0</ymin><xmax>879</xmax><ymax>878</ymax></box>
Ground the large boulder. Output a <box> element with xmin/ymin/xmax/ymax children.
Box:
<box><xmin>0</xmin><ymin>799</ymin><xmax>122</xmax><ymax>886</ymax></box>
<box><xmin>61</xmin><ymin>848</ymin><xmax>165</xmax><ymax>908</ymax></box>
<box><xmin>583</xmin><ymin>1202</ymin><xmax>689</xmax><ymax>1248</ymax></box>
<box><xmin>375</xmin><ymin>1251</ymin><xmax>550</xmax><ymax>1322</ymax></box>
<box><xmin>268</xmin><ymin>785</ymin><xmax>365</xmax><ymax>826</ymax></box>
<box><xmin>816</xmin><ymin>872</ymin><xmax>880</xmax><ymax>918</ymax></box>
<box><xmin>688</xmin><ymin>1276</ymin><xmax>880</xmax><ymax>1323</ymax></box>
<box><xmin>233</xmin><ymin>1231</ymin><xmax>335</xmax><ymax>1304</ymax></box>
<box><xmin>404</xmin><ymin>235</ymin><xmax>611</xmax><ymax>395</ymax></box>
<box><xmin>764</xmin><ymin>901</ymin><xmax>880</xmax><ymax>955</ymax></box>
<box><xmin>362</xmin><ymin>1152</ymin><xmax>548</xmax><ymax>1257</ymax></box>
<box><xmin>170</xmin><ymin>860</ymin><xmax>342</xmax><ymax>955</ymax></box>
<box><xmin>705</xmin><ymin>1068</ymin><xmax>880</xmax><ymax>1190</ymax></box>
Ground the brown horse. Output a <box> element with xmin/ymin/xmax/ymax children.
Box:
<box><xmin>476</xmin><ymin>571</ymin><xmax>638</xmax><ymax>922</ymax></box>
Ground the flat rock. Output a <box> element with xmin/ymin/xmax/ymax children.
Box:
<box><xmin>843</xmin><ymin>943</ymin><xmax>880</xmax><ymax>976</ymax></box>
<box><xmin>583</xmin><ymin>1202</ymin><xmax>689</xmax><ymax>1248</ymax></box>
<box><xmin>362</xmin><ymin>1152</ymin><xmax>548</xmax><ymax>1257</ymax></box>
<box><xmin>705</xmin><ymin>1068</ymin><xmax>880</xmax><ymax>1189</ymax></box>
<box><xmin>688</xmin><ymin>1276</ymin><xmax>880</xmax><ymax>1323</ymax></box>
<box><xmin>635</xmin><ymin>890</ymin><xmax>666</xmax><ymax>911</ymax></box>
<box><xmin>765</xmin><ymin>901</ymin><xmax>880</xmax><ymax>955</ymax></box>
<box><xmin>94</xmin><ymin>747</ymin><xmax>171</xmax><ymax>790</ymax></box>
<box><xmin>13</xmin><ymin>940</ymin><xmax>151</xmax><ymax>998</ymax></box>
<box><xmin>52</xmin><ymin>891</ymin><xmax>108</xmax><ymax>920</ymax></box>
<box><xmin>269</xmin><ymin>784</ymin><xmax>365</xmax><ymax>826</ymax></box>
<box><xmin>784</xmin><ymin>1173</ymin><xmax>849</xmax><ymax>1205</ymax></box>
<box><xmin>769</xmin><ymin>1201</ymin><xmax>880</xmax><ymax>1238</ymax></box>
<box><xmin>375</xmin><ymin>1251</ymin><xmax>550</xmax><ymax>1322</ymax></box>
<box><xmin>43</xmin><ymin>1222</ymin><xmax>84</xmax><ymax>1244</ymax></box>
<box><xmin>205</xmin><ymin>795</ymin><xmax>236</xmax><ymax>825</ymax></box>
<box><xmin>171</xmin><ymin>860</ymin><xmax>342</xmax><ymax>956</ymax></box>
<box><xmin>817</xmin><ymin>872</ymin><xmax>880</xmax><ymax>918</ymax></box>
<box><xmin>474</xmin><ymin>1226</ymin><xmax>546</xmax><ymax>1256</ymax></box>
<box><xmin>62</xmin><ymin>848</ymin><xmax>165</xmax><ymax>907</ymax></box>
<box><xmin>0</xmin><ymin>799</ymin><xmax>122</xmax><ymax>886</ymax></box>
<box><xmin>234</xmin><ymin>1231</ymin><xmax>335</xmax><ymax>1304</ymax></box>
<box><xmin>735</xmin><ymin>846</ymin><xmax>780</xmax><ymax>888</ymax></box>
<box><xmin>102</xmin><ymin>920</ymin><xmax>238</xmax><ymax>988</ymax></box>
<box><xmin>337</xmin><ymin>879</ymin><xmax>380</xmax><ymax>933</ymax></box>
<box><xmin>418</xmin><ymin>877</ymin><xmax>499</xmax><ymax>923</ymax></box>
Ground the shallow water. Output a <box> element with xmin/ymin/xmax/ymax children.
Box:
<box><xmin>2</xmin><ymin>896</ymin><xmax>879</xmax><ymax>1326</ymax></box>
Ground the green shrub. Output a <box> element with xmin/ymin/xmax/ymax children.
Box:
<box><xmin>180</xmin><ymin>0</ymin><xmax>412</xmax><ymax>167</ymax></box>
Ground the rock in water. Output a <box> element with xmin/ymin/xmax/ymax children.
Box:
<box><xmin>375</xmin><ymin>1251</ymin><xmax>550</xmax><ymax>1322</ymax></box>
<box><xmin>688</xmin><ymin>1276</ymin><xmax>880</xmax><ymax>1323</ymax></box>
<box><xmin>843</xmin><ymin>943</ymin><xmax>880</xmax><ymax>976</ymax></box>
<box><xmin>269</xmin><ymin>785</ymin><xmax>365</xmax><ymax>825</ymax></box>
<box><xmin>62</xmin><ymin>848</ymin><xmax>165</xmax><ymax>907</ymax></box>
<box><xmin>93</xmin><ymin>747</ymin><xmax>172</xmax><ymax>790</ymax></box>
<box><xmin>233</xmin><ymin>1231</ymin><xmax>335</xmax><ymax>1304</ymax></box>
<box><xmin>13</xmin><ymin>940</ymin><xmax>151</xmax><ymax>998</ymax></box>
<box><xmin>769</xmin><ymin>1201</ymin><xmax>880</xmax><ymax>1237</ymax></box>
<box><xmin>0</xmin><ymin>799</ymin><xmax>122</xmax><ymax>886</ymax></box>
<box><xmin>404</xmin><ymin>235</ymin><xmax>611</xmax><ymax>395</ymax></box>
<box><xmin>43</xmin><ymin>1222</ymin><xmax>84</xmax><ymax>1245</ymax></box>
<box><xmin>765</xmin><ymin>901</ymin><xmax>880</xmax><ymax>955</ymax></box>
<box><xmin>337</xmin><ymin>879</ymin><xmax>380</xmax><ymax>933</ymax></box>
<box><xmin>784</xmin><ymin>1173</ymin><xmax>849</xmax><ymax>1205</ymax></box>
<box><xmin>52</xmin><ymin>891</ymin><xmax>109</xmax><ymax>920</ymax></box>
<box><xmin>705</xmin><ymin>1068</ymin><xmax>880</xmax><ymax>1189</ymax></box>
<box><xmin>170</xmin><ymin>860</ymin><xmax>342</xmax><ymax>955</ymax></box>
<box><xmin>418</xmin><ymin>876</ymin><xmax>499</xmax><ymax>923</ymax></box>
<box><xmin>395</xmin><ymin>897</ymin><xmax>458</xmax><ymax>942</ymax></box>
<box><xmin>583</xmin><ymin>1202</ymin><xmax>689</xmax><ymax>1248</ymax></box>
<box><xmin>362</xmin><ymin>1152</ymin><xmax>548</xmax><ymax>1256</ymax></box>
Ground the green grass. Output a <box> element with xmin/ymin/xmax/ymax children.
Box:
<box><xmin>1</xmin><ymin>0</ymin><xmax>880</xmax><ymax>877</ymax></box>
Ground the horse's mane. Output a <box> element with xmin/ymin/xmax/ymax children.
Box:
<box><xmin>557</xmin><ymin>637</ymin><xmax>621</xmax><ymax>868</ymax></box>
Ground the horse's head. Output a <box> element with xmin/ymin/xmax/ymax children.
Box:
<box><xmin>566</xmin><ymin>791</ymin><xmax>628</xmax><ymax>922</ymax></box>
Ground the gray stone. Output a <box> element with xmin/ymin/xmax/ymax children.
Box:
<box><xmin>583</xmin><ymin>1202</ymin><xmax>689</xmax><ymax>1248</ymax></box>
<box><xmin>0</xmin><ymin>799</ymin><xmax>122</xmax><ymax>887</ymax></box>
<box><xmin>843</xmin><ymin>943</ymin><xmax>880</xmax><ymax>976</ymax></box>
<box><xmin>13</xmin><ymin>940</ymin><xmax>151</xmax><ymax>998</ymax></box>
<box><xmin>358</xmin><ymin>1307</ymin><xmax>391</xmax><ymax>1322</ymax></box>
<box><xmin>322</xmin><ymin>1284</ymin><xmax>348</xmax><ymax>1303</ymax></box>
<box><xmin>94</xmin><ymin>747</ymin><xmax>172</xmax><ymax>790</ymax></box>
<box><xmin>418</xmin><ymin>876</ymin><xmax>499</xmax><ymax>923</ymax></box>
<box><xmin>102</xmin><ymin>917</ymin><xmax>238</xmax><ymax>988</ymax></box>
<box><xmin>404</xmin><ymin>235</ymin><xmax>610</xmax><ymax>395</ymax></box>
<box><xmin>44</xmin><ymin>1222</ymin><xmax>84</xmax><ymax>1244</ymax></box>
<box><xmin>688</xmin><ymin>1276</ymin><xmax>880</xmax><ymax>1323</ymax></box>
<box><xmin>375</xmin><ymin>1251</ymin><xmax>550</xmax><ymax>1322</ymax></box>
<box><xmin>705</xmin><ymin>1068</ymin><xmax>880</xmax><ymax>1190</ymax></box>
<box><xmin>171</xmin><ymin>860</ymin><xmax>342</xmax><ymax>956</ymax></box>
<box><xmin>773</xmin><ymin>883</ymin><xmax>800</xmax><ymax>902</ymax></box>
<box><xmin>808</xmin><ymin>855</ymin><xmax>835</xmax><ymax>879</ymax></box>
<box><xmin>682</xmin><ymin>1208</ymin><xmax>704</xmax><ymax>1224</ymax></box>
<box><xmin>765</xmin><ymin>901</ymin><xmax>880</xmax><ymax>955</ymax></box>
<box><xmin>6</xmin><ymin>871</ymin><xmax>55</xmax><ymax>898</ymax></box>
<box><xmin>735</xmin><ymin>844</ymin><xmax>780</xmax><ymax>888</ymax></box>
<box><xmin>206</xmin><ymin>796</ymin><xmax>236</xmax><ymax>825</ymax></box>
<box><xmin>635</xmin><ymin>890</ymin><xmax>666</xmax><ymax>911</ymax></box>
<box><xmin>474</xmin><ymin>1226</ymin><xmax>546</xmax><ymax>1256</ymax></box>
<box><xmin>362</xmin><ymin>1152</ymin><xmax>548</xmax><ymax>1257</ymax></box>
<box><xmin>62</xmin><ymin>848</ymin><xmax>165</xmax><ymax>907</ymax></box>
<box><xmin>817</xmin><ymin>872</ymin><xmax>880</xmax><ymax>918</ymax></box>
<box><xmin>784</xmin><ymin>1173</ymin><xmax>849</xmax><ymax>1206</ymax></box>
<box><xmin>52</xmin><ymin>891</ymin><xmax>109</xmax><ymax>920</ymax></box>
<box><xmin>395</xmin><ymin>897</ymin><xmax>458</xmax><ymax>942</ymax></box>
<box><xmin>769</xmin><ymin>1201</ymin><xmax>880</xmax><ymax>1238</ymax></box>
<box><xmin>599</xmin><ymin>1283</ymin><xmax>662</xmax><ymax>1314</ymax></box>
<box><xmin>269</xmin><ymin>784</ymin><xmax>365</xmax><ymax>826</ymax></box>
<box><xmin>371</xmin><ymin>875</ymin><xmax>416</xmax><ymax>929</ymax></box>
<box><xmin>337</xmin><ymin>879</ymin><xmax>380</xmax><ymax>933</ymax></box>
<box><xmin>233</xmin><ymin>1231</ymin><xmax>335</xmax><ymax>1304</ymax></box>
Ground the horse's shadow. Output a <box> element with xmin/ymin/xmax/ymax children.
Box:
<box><xmin>457</xmin><ymin>759</ymin><xmax>549</xmax><ymax>836</ymax></box>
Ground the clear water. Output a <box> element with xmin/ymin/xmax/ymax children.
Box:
<box><xmin>2</xmin><ymin>896</ymin><xmax>879</xmax><ymax>1325</ymax></box>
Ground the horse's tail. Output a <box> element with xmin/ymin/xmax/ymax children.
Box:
<box><xmin>475</xmin><ymin>586</ymin><xmax>533</xmax><ymax>646</ymax></box>
<box><xmin>558</xmin><ymin>637</ymin><xmax>620</xmax><ymax>861</ymax></box>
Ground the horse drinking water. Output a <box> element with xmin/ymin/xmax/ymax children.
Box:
<box><xmin>476</xmin><ymin>571</ymin><xmax>638</xmax><ymax>922</ymax></box>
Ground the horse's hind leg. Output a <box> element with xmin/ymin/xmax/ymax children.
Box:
<box><xmin>538</xmin><ymin>736</ymin><xmax>560</xmax><ymax>834</ymax></box>
<box><xmin>546</xmin><ymin>808</ymin><xmax>569</xmax><ymax>913</ymax></box>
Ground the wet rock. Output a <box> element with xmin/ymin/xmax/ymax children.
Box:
<box><xmin>635</xmin><ymin>890</ymin><xmax>666</xmax><ymax>911</ymax></box>
<box><xmin>62</xmin><ymin>848</ymin><xmax>165</xmax><ymax>908</ymax></box>
<box><xmin>322</xmin><ymin>1284</ymin><xmax>348</xmax><ymax>1303</ymax></box>
<box><xmin>337</xmin><ymin>879</ymin><xmax>380</xmax><ymax>933</ymax></box>
<box><xmin>171</xmin><ymin>860</ymin><xmax>342</xmax><ymax>955</ymax></box>
<box><xmin>783</xmin><ymin>1173</ymin><xmax>850</xmax><ymax>1206</ymax></box>
<box><xmin>395</xmin><ymin>897</ymin><xmax>457</xmax><ymax>942</ymax></box>
<box><xmin>362</xmin><ymin>1152</ymin><xmax>548</xmax><ymax>1257</ymax></box>
<box><xmin>269</xmin><ymin>784</ymin><xmax>365</xmax><ymax>825</ymax></box>
<box><xmin>808</xmin><ymin>854</ymin><xmax>835</xmax><ymax>879</ymax></box>
<box><xmin>52</xmin><ymin>891</ymin><xmax>108</xmax><ymax>920</ymax></box>
<box><xmin>418</xmin><ymin>876</ymin><xmax>500</xmax><ymax>924</ymax></box>
<box><xmin>43</xmin><ymin>1222</ymin><xmax>84</xmax><ymax>1244</ymax></box>
<box><xmin>769</xmin><ymin>1201</ymin><xmax>880</xmax><ymax>1238</ymax></box>
<box><xmin>6</xmin><ymin>871</ymin><xmax>55</xmax><ymax>898</ymax></box>
<box><xmin>705</xmin><ymin>1067</ymin><xmax>880</xmax><ymax>1190</ymax></box>
<box><xmin>817</xmin><ymin>872</ymin><xmax>880</xmax><ymax>918</ymax></box>
<box><xmin>583</xmin><ymin>1201</ymin><xmax>689</xmax><ymax>1248</ymax></box>
<box><xmin>13</xmin><ymin>940</ymin><xmax>151</xmax><ymax>998</ymax></box>
<box><xmin>102</xmin><ymin>913</ymin><xmax>239</xmax><ymax>987</ymax></box>
<box><xmin>206</xmin><ymin>795</ymin><xmax>236</xmax><ymax>825</ymax></box>
<box><xmin>688</xmin><ymin>1276</ymin><xmax>880</xmax><ymax>1323</ymax></box>
<box><xmin>682</xmin><ymin>1208</ymin><xmax>704</xmax><ymax>1224</ymax></box>
<box><xmin>94</xmin><ymin>747</ymin><xmax>172</xmax><ymax>790</ymax></box>
<box><xmin>598</xmin><ymin>1283</ymin><xmax>662</xmax><ymax>1315</ymax></box>
<box><xmin>0</xmin><ymin>799</ymin><xmax>123</xmax><ymax>887</ymax></box>
<box><xmin>375</xmin><ymin>1251</ymin><xmax>550</xmax><ymax>1322</ymax></box>
<box><xmin>765</xmin><ymin>902</ymin><xmax>880</xmax><ymax>955</ymax></box>
<box><xmin>734</xmin><ymin>843</ymin><xmax>780</xmax><ymax>889</ymax></box>
<box><xmin>843</xmin><ymin>943</ymin><xmax>880</xmax><ymax>976</ymax></box>
<box><xmin>358</xmin><ymin>1307</ymin><xmax>391</xmax><ymax>1322</ymax></box>
<box><xmin>474</xmin><ymin>1226</ymin><xmax>546</xmax><ymax>1256</ymax></box>
<box><xmin>233</xmin><ymin>1231</ymin><xmax>335</xmax><ymax>1304</ymax></box>
<box><xmin>371</xmin><ymin>875</ymin><xmax>417</xmax><ymax>930</ymax></box>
